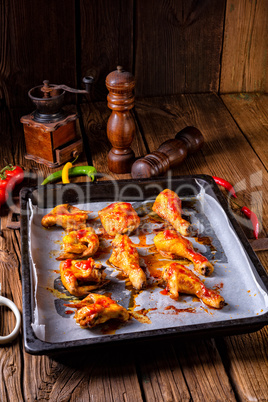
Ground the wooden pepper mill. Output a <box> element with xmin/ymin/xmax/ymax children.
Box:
<box><xmin>131</xmin><ymin>126</ymin><xmax>204</xmax><ymax>179</ymax></box>
<box><xmin>106</xmin><ymin>66</ymin><xmax>136</xmax><ymax>173</ymax></box>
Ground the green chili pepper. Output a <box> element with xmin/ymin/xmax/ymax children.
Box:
<box><xmin>41</xmin><ymin>166</ymin><xmax>97</xmax><ymax>185</ymax></box>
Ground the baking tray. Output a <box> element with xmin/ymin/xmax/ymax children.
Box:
<box><xmin>20</xmin><ymin>175</ymin><xmax>268</xmax><ymax>355</ymax></box>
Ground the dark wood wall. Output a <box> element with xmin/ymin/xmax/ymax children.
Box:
<box><xmin>1</xmin><ymin>0</ymin><xmax>267</xmax><ymax>110</ymax></box>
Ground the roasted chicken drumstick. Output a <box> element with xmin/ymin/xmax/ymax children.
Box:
<box><xmin>154</xmin><ymin>229</ymin><xmax>214</xmax><ymax>276</ymax></box>
<box><xmin>152</xmin><ymin>189</ymin><xmax>191</xmax><ymax>236</ymax></box>
<box><xmin>41</xmin><ymin>204</ymin><xmax>89</xmax><ymax>231</ymax></box>
<box><xmin>162</xmin><ymin>262</ymin><xmax>225</xmax><ymax>309</ymax></box>
<box><xmin>60</xmin><ymin>258</ymin><xmax>108</xmax><ymax>297</ymax></box>
<box><xmin>56</xmin><ymin>227</ymin><xmax>99</xmax><ymax>260</ymax></box>
<box><xmin>109</xmin><ymin>234</ymin><xmax>147</xmax><ymax>289</ymax></box>
<box><xmin>98</xmin><ymin>202</ymin><xmax>140</xmax><ymax>236</ymax></box>
<box><xmin>65</xmin><ymin>293</ymin><xmax>130</xmax><ymax>328</ymax></box>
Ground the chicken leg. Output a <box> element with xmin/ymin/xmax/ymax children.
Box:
<box><xmin>154</xmin><ymin>229</ymin><xmax>214</xmax><ymax>276</ymax></box>
<box><xmin>162</xmin><ymin>262</ymin><xmax>225</xmax><ymax>309</ymax></box>
<box><xmin>109</xmin><ymin>234</ymin><xmax>147</xmax><ymax>290</ymax></box>
<box><xmin>152</xmin><ymin>189</ymin><xmax>191</xmax><ymax>236</ymax></box>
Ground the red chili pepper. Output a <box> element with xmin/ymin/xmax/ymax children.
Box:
<box><xmin>241</xmin><ymin>206</ymin><xmax>259</xmax><ymax>239</ymax></box>
<box><xmin>212</xmin><ymin>176</ymin><xmax>237</xmax><ymax>198</ymax></box>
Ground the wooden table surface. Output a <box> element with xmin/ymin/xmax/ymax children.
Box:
<box><xmin>0</xmin><ymin>93</ymin><xmax>267</xmax><ymax>401</ymax></box>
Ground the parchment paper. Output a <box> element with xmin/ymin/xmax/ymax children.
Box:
<box><xmin>28</xmin><ymin>186</ymin><xmax>268</xmax><ymax>343</ymax></box>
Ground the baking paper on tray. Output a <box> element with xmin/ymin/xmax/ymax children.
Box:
<box><xmin>28</xmin><ymin>187</ymin><xmax>268</xmax><ymax>343</ymax></box>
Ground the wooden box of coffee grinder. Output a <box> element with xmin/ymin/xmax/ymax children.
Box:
<box><xmin>20</xmin><ymin>77</ymin><xmax>93</xmax><ymax>167</ymax></box>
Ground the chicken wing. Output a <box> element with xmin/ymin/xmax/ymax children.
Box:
<box><xmin>152</xmin><ymin>189</ymin><xmax>191</xmax><ymax>236</ymax></box>
<box><xmin>65</xmin><ymin>293</ymin><xmax>130</xmax><ymax>328</ymax></box>
<box><xmin>162</xmin><ymin>262</ymin><xmax>225</xmax><ymax>309</ymax></box>
<box><xmin>41</xmin><ymin>204</ymin><xmax>89</xmax><ymax>231</ymax></box>
<box><xmin>60</xmin><ymin>258</ymin><xmax>108</xmax><ymax>297</ymax></box>
<box><xmin>109</xmin><ymin>234</ymin><xmax>147</xmax><ymax>289</ymax></box>
<box><xmin>154</xmin><ymin>229</ymin><xmax>214</xmax><ymax>276</ymax></box>
<box><xmin>98</xmin><ymin>202</ymin><xmax>140</xmax><ymax>236</ymax></box>
<box><xmin>56</xmin><ymin>227</ymin><xmax>99</xmax><ymax>260</ymax></box>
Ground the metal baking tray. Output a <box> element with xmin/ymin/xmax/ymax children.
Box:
<box><xmin>20</xmin><ymin>175</ymin><xmax>268</xmax><ymax>355</ymax></box>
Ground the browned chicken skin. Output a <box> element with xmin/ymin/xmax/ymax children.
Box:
<box><xmin>65</xmin><ymin>293</ymin><xmax>130</xmax><ymax>328</ymax></box>
<box><xmin>56</xmin><ymin>227</ymin><xmax>99</xmax><ymax>260</ymax></box>
<box><xmin>60</xmin><ymin>258</ymin><xmax>108</xmax><ymax>297</ymax></box>
<box><xmin>41</xmin><ymin>204</ymin><xmax>89</xmax><ymax>231</ymax></box>
<box><xmin>162</xmin><ymin>262</ymin><xmax>225</xmax><ymax>309</ymax></box>
<box><xmin>154</xmin><ymin>229</ymin><xmax>214</xmax><ymax>276</ymax></box>
<box><xmin>98</xmin><ymin>202</ymin><xmax>140</xmax><ymax>236</ymax></box>
<box><xmin>109</xmin><ymin>234</ymin><xmax>147</xmax><ymax>290</ymax></box>
<box><xmin>152</xmin><ymin>189</ymin><xmax>191</xmax><ymax>236</ymax></box>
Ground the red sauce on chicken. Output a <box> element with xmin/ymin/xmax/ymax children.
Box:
<box><xmin>76</xmin><ymin>229</ymin><xmax>88</xmax><ymax>239</ymax></box>
<box><xmin>74</xmin><ymin>259</ymin><xmax>94</xmax><ymax>271</ymax></box>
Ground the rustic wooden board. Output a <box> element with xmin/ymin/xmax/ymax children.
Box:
<box><xmin>216</xmin><ymin>328</ymin><xmax>268</xmax><ymax>401</ymax></box>
<box><xmin>221</xmin><ymin>93</ymin><xmax>268</xmax><ymax>170</ymax></box>
<box><xmin>24</xmin><ymin>347</ymin><xmax>144</xmax><ymax>401</ymax></box>
<box><xmin>0</xmin><ymin>0</ymin><xmax>77</xmax><ymax>109</ymax></box>
<box><xmin>134</xmin><ymin>0</ymin><xmax>225</xmax><ymax>96</ymax></box>
<box><xmin>136</xmin><ymin>341</ymin><xmax>191</xmax><ymax>401</ymax></box>
<box><xmin>80</xmin><ymin>0</ymin><xmax>134</xmax><ymax>101</ymax></box>
<box><xmin>174</xmin><ymin>339</ymin><xmax>236</xmax><ymax>401</ymax></box>
<box><xmin>78</xmin><ymin>346</ymin><xmax>143</xmax><ymax>402</ymax></box>
<box><xmin>220</xmin><ymin>0</ymin><xmax>268</xmax><ymax>93</ymax></box>
<box><xmin>136</xmin><ymin>330</ymin><xmax>236</xmax><ymax>401</ymax></box>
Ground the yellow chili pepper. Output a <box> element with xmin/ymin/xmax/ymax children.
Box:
<box><xmin>62</xmin><ymin>155</ymin><xmax>80</xmax><ymax>184</ymax></box>
<box><xmin>62</xmin><ymin>162</ymin><xmax>73</xmax><ymax>183</ymax></box>
<box><xmin>41</xmin><ymin>165</ymin><xmax>97</xmax><ymax>185</ymax></box>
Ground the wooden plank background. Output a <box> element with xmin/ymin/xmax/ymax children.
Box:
<box><xmin>0</xmin><ymin>0</ymin><xmax>77</xmax><ymax>109</ymax></box>
<box><xmin>220</xmin><ymin>0</ymin><xmax>268</xmax><ymax>93</ymax></box>
<box><xmin>1</xmin><ymin>0</ymin><xmax>267</xmax><ymax>111</ymax></box>
<box><xmin>80</xmin><ymin>0</ymin><xmax>134</xmax><ymax>101</ymax></box>
<box><xmin>134</xmin><ymin>0</ymin><xmax>226</xmax><ymax>96</ymax></box>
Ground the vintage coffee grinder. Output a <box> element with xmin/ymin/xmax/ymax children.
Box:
<box><xmin>20</xmin><ymin>77</ymin><xmax>93</xmax><ymax>167</ymax></box>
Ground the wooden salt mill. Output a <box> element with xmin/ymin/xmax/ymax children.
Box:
<box><xmin>131</xmin><ymin>126</ymin><xmax>204</xmax><ymax>179</ymax></box>
<box><xmin>106</xmin><ymin>66</ymin><xmax>136</xmax><ymax>173</ymax></box>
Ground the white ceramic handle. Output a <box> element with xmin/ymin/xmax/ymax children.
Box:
<box><xmin>0</xmin><ymin>296</ymin><xmax>21</xmax><ymax>344</ymax></box>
